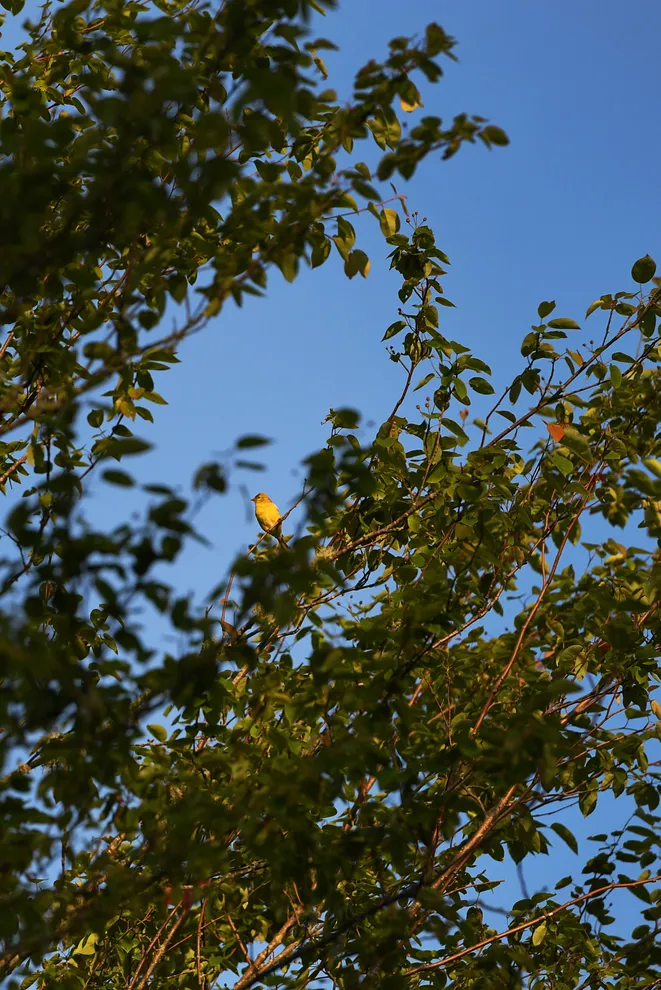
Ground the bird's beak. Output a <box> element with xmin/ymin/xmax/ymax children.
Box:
<box><xmin>250</xmin><ymin>496</ymin><xmax>256</xmax><ymax>502</ymax></box>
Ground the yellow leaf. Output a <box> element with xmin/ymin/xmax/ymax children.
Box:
<box><xmin>74</xmin><ymin>933</ymin><xmax>99</xmax><ymax>956</ymax></box>
<box><xmin>312</xmin><ymin>52</ymin><xmax>328</xmax><ymax>80</ymax></box>
<box><xmin>400</xmin><ymin>94</ymin><xmax>423</xmax><ymax>113</ymax></box>
<box><xmin>379</xmin><ymin>208</ymin><xmax>400</xmax><ymax>237</ymax></box>
<box><xmin>115</xmin><ymin>398</ymin><xmax>136</xmax><ymax>421</ymax></box>
<box><xmin>644</xmin><ymin>458</ymin><xmax>661</xmax><ymax>479</ymax></box>
<box><xmin>532</xmin><ymin>921</ymin><xmax>547</xmax><ymax>946</ymax></box>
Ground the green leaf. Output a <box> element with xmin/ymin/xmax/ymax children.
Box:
<box><xmin>551</xmin><ymin>821</ymin><xmax>578</xmax><ymax>854</ymax></box>
<box><xmin>105</xmin><ymin>437</ymin><xmax>152</xmax><ymax>459</ymax></box>
<box><xmin>426</xmin><ymin>463</ymin><xmax>448</xmax><ymax>484</ymax></box>
<box><xmin>579</xmin><ymin>790</ymin><xmax>598</xmax><ymax>817</ymax></box>
<box><xmin>278</xmin><ymin>253</ymin><xmax>298</xmax><ymax>283</ymax></box>
<box><xmin>87</xmin><ymin>409</ymin><xmax>104</xmax><ymax>428</ymax></box>
<box><xmin>102</xmin><ymin>470</ymin><xmax>135</xmax><ymax>487</ymax></box>
<box><xmin>453</xmin><ymin>379</ymin><xmax>469</xmax><ymax>403</ymax></box>
<box><xmin>414</xmin><ymin>372</ymin><xmax>435</xmax><ymax>392</ymax></box>
<box><xmin>167</xmin><ymin>274</ymin><xmax>188</xmax><ymax>303</ymax></box>
<box><xmin>632</xmin><ymin>254</ymin><xmax>656</xmax><ymax>284</ymax></box>
<box><xmin>481</xmin><ymin>124</ymin><xmax>510</xmax><ymax>147</ymax></box>
<box><xmin>236</xmin><ymin>435</ymin><xmax>272</xmax><ymax>449</ymax></box>
<box><xmin>147</xmin><ymin>724</ymin><xmax>168</xmax><ymax>743</ymax></box>
<box><xmin>640</xmin><ymin>308</ymin><xmax>657</xmax><ymax>337</ymax></box>
<box><xmin>382</xmin><ymin>320</ymin><xmax>406</xmax><ymax>341</ymax></box>
<box><xmin>532</xmin><ymin>921</ymin><xmax>547</xmax><ymax>946</ymax></box>
<box><xmin>561</xmin><ymin>428</ymin><xmax>591</xmax><ymax>462</ymax></box>
<box><xmin>310</xmin><ymin>237</ymin><xmax>331</xmax><ymax>269</ymax></box>
<box><xmin>144</xmin><ymin>391</ymin><xmax>168</xmax><ymax>406</ymax></box>
<box><xmin>468</xmin><ymin>376</ymin><xmax>495</xmax><ymax>395</ymax></box>
<box><xmin>344</xmin><ymin>249</ymin><xmax>371</xmax><ymax>279</ymax></box>
<box><xmin>551</xmin><ymin>452</ymin><xmax>573</xmax><ymax>477</ymax></box>
<box><xmin>332</xmin><ymin>217</ymin><xmax>356</xmax><ymax>260</ymax></box>
<box><xmin>537</xmin><ymin>300</ymin><xmax>556</xmax><ymax>319</ymax></box>
<box><xmin>547</xmin><ymin>318</ymin><xmax>580</xmax><ymax>330</ymax></box>
<box><xmin>643</xmin><ymin>458</ymin><xmax>661</xmax><ymax>479</ymax></box>
<box><xmin>521</xmin><ymin>332</ymin><xmax>538</xmax><ymax>357</ymax></box>
<box><xmin>585</xmin><ymin>299</ymin><xmax>604</xmax><ymax>318</ymax></box>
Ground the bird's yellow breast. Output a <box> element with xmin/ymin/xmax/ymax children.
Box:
<box><xmin>254</xmin><ymin>495</ymin><xmax>281</xmax><ymax>531</ymax></box>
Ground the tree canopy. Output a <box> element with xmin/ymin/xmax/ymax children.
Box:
<box><xmin>1</xmin><ymin>1</ymin><xmax>661</xmax><ymax>988</ymax></box>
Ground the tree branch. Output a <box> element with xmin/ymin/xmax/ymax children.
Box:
<box><xmin>405</xmin><ymin>874</ymin><xmax>661</xmax><ymax>976</ymax></box>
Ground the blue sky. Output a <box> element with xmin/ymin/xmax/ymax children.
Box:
<box><xmin>97</xmin><ymin>0</ymin><xmax>661</xmax><ymax>587</ymax></box>
<box><xmin>2</xmin><ymin>0</ymin><xmax>661</xmax><ymax>956</ymax></box>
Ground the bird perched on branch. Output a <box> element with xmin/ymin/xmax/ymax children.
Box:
<box><xmin>251</xmin><ymin>492</ymin><xmax>289</xmax><ymax>549</ymax></box>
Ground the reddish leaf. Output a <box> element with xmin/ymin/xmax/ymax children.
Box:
<box><xmin>547</xmin><ymin>422</ymin><xmax>566</xmax><ymax>442</ymax></box>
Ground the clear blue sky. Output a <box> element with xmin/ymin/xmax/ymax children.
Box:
<box><xmin>3</xmin><ymin>0</ymin><xmax>660</xmax><ymax>944</ymax></box>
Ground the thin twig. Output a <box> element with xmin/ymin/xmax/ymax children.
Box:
<box><xmin>225</xmin><ymin>911</ymin><xmax>256</xmax><ymax>978</ymax></box>
<box><xmin>197</xmin><ymin>897</ymin><xmax>206</xmax><ymax>988</ymax></box>
<box><xmin>472</xmin><ymin>463</ymin><xmax>602</xmax><ymax>736</ymax></box>
<box><xmin>136</xmin><ymin>904</ymin><xmax>189</xmax><ymax>990</ymax></box>
<box><xmin>0</xmin><ymin>452</ymin><xmax>28</xmax><ymax>487</ymax></box>
<box><xmin>127</xmin><ymin>902</ymin><xmax>181</xmax><ymax>990</ymax></box>
<box><xmin>0</xmin><ymin>330</ymin><xmax>14</xmax><ymax>359</ymax></box>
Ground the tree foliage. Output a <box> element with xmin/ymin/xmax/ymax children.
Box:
<box><xmin>1</xmin><ymin>1</ymin><xmax>661</xmax><ymax>989</ymax></box>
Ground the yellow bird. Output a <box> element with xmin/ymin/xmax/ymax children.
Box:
<box><xmin>251</xmin><ymin>492</ymin><xmax>289</xmax><ymax>549</ymax></box>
